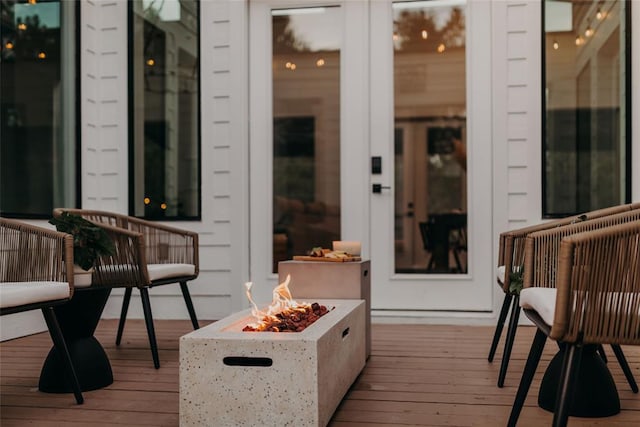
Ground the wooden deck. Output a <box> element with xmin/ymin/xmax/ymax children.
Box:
<box><xmin>1</xmin><ymin>319</ymin><xmax>640</xmax><ymax>426</ymax></box>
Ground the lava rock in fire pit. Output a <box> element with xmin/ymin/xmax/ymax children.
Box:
<box><xmin>242</xmin><ymin>302</ymin><xmax>331</xmax><ymax>332</ymax></box>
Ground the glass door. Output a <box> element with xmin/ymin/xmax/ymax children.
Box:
<box><xmin>249</xmin><ymin>1</ymin><xmax>368</xmax><ymax>305</ymax></box>
<box><xmin>369</xmin><ymin>0</ymin><xmax>493</xmax><ymax>312</ymax></box>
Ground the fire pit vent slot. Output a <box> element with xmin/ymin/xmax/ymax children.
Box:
<box><xmin>342</xmin><ymin>327</ymin><xmax>350</xmax><ymax>338</ymax></box>
<box><xmin>223</xmin><ymin>356</ymin><xmax>273</xmax><ymax>367</ymax></box>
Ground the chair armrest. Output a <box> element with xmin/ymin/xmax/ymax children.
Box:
<box><xmin>0</xmin><ymin>218</ymin><xmax>75</xmax><ymax>295</ymax></box>
<box><xmin>87</xmin><ymin>222</ymin><xmax>150</xmax><ymax>288</ymax></box>
<box><xmin>522</xmin><ymin>209</ymin><xmax>640</xmax><ymax>291</ymax></box>
<box><xmin>116</xmin><ymin>216</ymin><xmax>199</xmax><ymax>273</ymax></box>
<box><xmin>550</xmin><ymin>222</ymin><xmax>640</xmax><ymax>344</ymax></box>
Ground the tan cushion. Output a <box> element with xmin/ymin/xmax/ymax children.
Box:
<box><xmin>520</xmin><ymin>287</ymin><xmax>557</xmax><ymax>326</ymax></box>
<box><xmin>0</xmin><ymin>281</ymin><xmax>70</xmax><ymax>309</ymax></box>
<box><xmin>147</xmin><ymin>263</ymin><xmax>195</xmax><ymax>281</ymax></box>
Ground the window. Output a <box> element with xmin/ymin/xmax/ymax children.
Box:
<box><xmin>129</xmin><ymin>0</ymin><xmax>200</xmax><ymax>219</ymax></box>
<box><xmin>0</xmin><ymin>0</ymin><xmax>77</xmax><ymax>218</ymax></box>
<box><xmin>543</xmin><ymin>0</ymin><xmax>631</xmax><ymax>216</ymax></box>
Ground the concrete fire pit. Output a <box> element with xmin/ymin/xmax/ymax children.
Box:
<box><xmin>179</xmin><ymin>299</ymin><xmax>366</xmax><ymax>427</ymax></box>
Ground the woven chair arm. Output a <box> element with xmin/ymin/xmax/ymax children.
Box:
<box><xmin>523</xmin><ymin>210</ymin><xmax>640</xmax><ymax>292</ymax></box>
<box><xmin>550</xmin><ymin>222</ymin><xmax>640</xmax><ymax>344</ymax></box>
<box><xmin>0</xmin><ymin>218</ymin><xmax>75</xmax><ymax>294</ymax></box>
<box><xmin>120</xmin><ymin>217</ymin><xmax>199</xmax><ymax>270</ymax></box>
<box><xmin>88</xmin><ymin>222</ymin><xmax>150</xmax><ymax>288</ymax></box>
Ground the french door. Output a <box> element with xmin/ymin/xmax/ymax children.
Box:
<box><xmin>249</xmin><ymin>0</ymin><xmax>493</xmax><ymax>312</ymax></box>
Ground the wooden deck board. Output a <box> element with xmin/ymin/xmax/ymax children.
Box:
<box><xmin>1</xmin><ymin>319</ymin><xmax>639</xmax><ymax>426</ymax></box>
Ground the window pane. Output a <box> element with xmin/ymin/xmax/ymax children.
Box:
<box><xmin>0</xmin><ymin>0</ymin><xmax>75</xmax><ymax>217</ymax></box>
<box><xmin>392</xmin><ymin>1</ymin><xmax>468</xmax><ymax>274</ymax></box>
<box><xmin>272</xmin><ymin>7</ymin><xmax>341</xmax><ymax>272</ymax></box>
<box><xmin>130</xmin><ymin>0</ymin><xmax>200</xmax><ymax>219</ymax></box>
<box><xmin>544</xmin><ymin>0</ymin><xmax>629</xmax><ymax>216</ymax></box>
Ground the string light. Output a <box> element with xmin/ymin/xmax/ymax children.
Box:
<box><xmin>18</xmin><ymin>23</ymin><xmax>27</xmax><ymax>30</ymax></box>
<box><xmin>160</xmin><ymin>203</ymin><xmax>167</xmax><ymax>210</ymax></box>
<box><xmin>146</xmin><ymin>58</ymin><xmax>155</xmax><ymax>66</ymax></box>
<box><xmin>596</xmin><ymin>8</ymin><xmax>604</xmax><ymax>20</ymax></box>
<box><xmin>316</xmin><ymin>58</ymin><xmax>325</xmax><ymax>67</ymax></box>
<box><xmin>392</xmin><ymin>32</ymin><xmax>399</xmax><ymax>42</ymax></box>
<box><xmin>585</xmin><ymin>26</ymin><xmax>593</xmax><ymax>37</ymax></box>
<box><xmin>575</xmin><ymin>36</ymin><xmax>584</xmax><ymax>46</ymax></box>
<box><xmin>5</xmin><ymin>41</ymin><xmax>13</xmax><ymax>49</ymax></box>
<box><xmin>437</xmin><ymin>43</ymin><xmax>445</xmax><ymax>53</ymax></box>
<box><xmin>552</xmin><ymin>40</ymin><xmax>559</xmax><ymax>50</ymax></box>
<box><xmin>37</xmin><ymin>51</ymin><xmax>46</xmax><ymax>59</ymax></box>
<box><xmin>421</xmin><ymin>30</ymin><xmax>428</xmax><ymax>40</ymax></box>
<box><xmin>144</xmin><ymin>197</ymin><xmax>151</xmax><ymax>205</ymax></box>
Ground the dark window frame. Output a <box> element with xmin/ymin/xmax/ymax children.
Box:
<box><xmin>541</xmin><ymin>0</ymin><xmax>632</xmax><ymax>218</ymax></box>
<box><xmin>0</xmin><ymin>0</ymin><xmax>80</xmax><ymax>219</ymax></box>
<box><xmin>127</xmin><ymin>1</ymin><xmax>202</xmax><ymax>221</ymax></box>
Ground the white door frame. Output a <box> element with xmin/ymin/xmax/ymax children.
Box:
<box><xmin>369</xmin><ymin>0</ymin><xmax>494</xmax><ymax>313</ymax></box>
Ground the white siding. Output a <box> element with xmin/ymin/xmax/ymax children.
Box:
<box><xmin>79</xmin><ymin>0</ymin><xmax>245</xmax><ymax>321</ymax></box>
<box><xmin>493</xmin><ymin>0</ymin><xmax>542</xmax><ymax>232</ymax></box>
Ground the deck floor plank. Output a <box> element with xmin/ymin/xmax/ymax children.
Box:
<box><xmin>1</xmin><ymin>320</ymin><xmax>639</xmax><ymax>426</ymax></box>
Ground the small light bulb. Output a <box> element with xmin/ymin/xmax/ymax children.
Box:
<box><xmin>596</xmin><ymin>8</ymin><xmax>604</xmax><ymax>20</ymax></box>
<box><xmin>290</xmin><ymin>63</ymin><xmax>296</xmax><ymax>70</ymax></box>
<box><xmin>144</xmin><ymin>197</ymin><xmax>151</xmax><ymax>205</ymax></box>
<box><xmin>392</xmin><ymin>32</ymin><xmax>399</xmax><ymax>42</ymax></box>
<box><xmin>437</xmin><ymin>43</ymin><xmax>445</xmax><ymax>53</ymax></box>
<box><xmin>421</xmin><ymin>30</ymin><xmax>428</xmax><ymax>40</ymax></box>
<box><xmin>146</xmin><ymin>58</ymin><xmax>155</xmax><ymax>66</ymax></box>
<box><xmin>18</xmin><ymin>23</ymin><xmax>27</xmax><ymax>30</ymax></box>
<box><xmin>316</xmin><ymin>58</ymin><xmax>325</xmax><ymax>67</ymax></box>
<box><xmin>5</xmin><ymin>42</ymin><xmax>13</xmax><ymax>49</ymax></box>
<box><xmin>37</xmin><ymin>51</ymin><xmax>46</xmax><ymax>59</ymax></box>
<box><xmin>585</xmin><ymin>27</ymin><xmax>593</xmax><ymax>37</ymax></box>
<box><xmin>553</xmin><ymin>40</ymin><xmax>559</xmax><ymax>50</ymax></box>
<box><xmin>160</xmin><ymin>203</ymin><xmax>167</xmax><ymax>210</ymax></box>
<box><xmin>285</xmin><ymin>62</ymin><xmax>291</xmax><ymax>69</ymax></box>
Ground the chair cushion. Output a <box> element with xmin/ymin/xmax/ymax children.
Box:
<box><xmin>520</xmin><ymin>287</ymin><xmax>557</xmax><ymax>326</ymax></box>
<box><xmin>497</xmin><ymin>265</ymin><xmax>505</xmax><ymax>284</ymax></box>
<box><xmin>0</xmin><ymin>281</ymin><xmax>70</xmax><ymax>309</ymax></box>
<box><xmin>148</xmin><ymin>263</ymin><xmax>195</xmax><ymax>281</ymax></box>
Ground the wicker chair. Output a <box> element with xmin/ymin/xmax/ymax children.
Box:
<box><xmin>53</xmin><ymin>208</ymin><xmax>200</xmax><ymax>369</ymax></box>
<box><xmin>0</xmin><ymin>218</ymin><xmax>83</xmax><ymax>404</ymax></box>
<box><xmin>488</xmin><ymin>202</ymin><xmax>640</xmax><ymax>387</ymax></box>
<box><xmin>507</xmin><ymin>213</ymin><xmax>640</xmax><ymax>427</ymax></box>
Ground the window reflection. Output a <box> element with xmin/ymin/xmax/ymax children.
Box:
<box><xmin>271</xmin><ymin>7</ymin><xmax>341</xmax><ymax>272</ymax></box>
<box><xmin>393</xmin><ymin>1</ymin><xmax>468</xmax><ymax>274</ymax></box>
<box><xmin>130</xmin><ymin>0</ymin><xmax>200</xmax><ymax>219</ymax></box>
<box><xmin>544</xmin><ymin>0</ymin><xmax>629</xmax><ymax>216</ymax></box>
<box><xmin>1</xmin><ymin>0</ymin><xmax>75</xmax><ymax>217</ymax></box>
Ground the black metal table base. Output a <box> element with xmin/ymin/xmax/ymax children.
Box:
<box><xmin>538</xmin><ymin>344</ymin><xmax>620</xmax><ymax>417</ymax></box>
<box><xmin>39</xmin><ymin>287</ymin><xmax>114</xmax><ymax>393</ymax></box>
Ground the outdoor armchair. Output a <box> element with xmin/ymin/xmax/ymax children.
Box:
<box><xmin>0</xmin><ymin>217</ymin><xmax>83</xmax><ymax>404</ymax></box>
<box><xmin>488</xmin><ymin>202</ymin><xmax>640</xmax><ymax>387</ymax></box>
<box><xmin>52</xmin><ymin>208</ymin><xmax>200</xmax><ymax>369</ymax></box>
<box><xmin>507</xmin><ymin>213</ymin><xmax>640</xmax><ymax>427</ymax></box>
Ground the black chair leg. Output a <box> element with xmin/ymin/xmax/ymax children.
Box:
<box><xmin>116</xmin><ymin>287</ymin><xmax>133</xmax><ymax>346</ymax></box>
<box><xmin>507</xmin><ymin>328</ymin><xmax>546</xmax><ymax>427</ymax></box>
<box><xmin>139</xmin><ymin>288</ymin><xmax>160</xmax><ymax>369</ymax></box>
<box><xmin>552</xmin><ymin>343</ymin><xmax>583</xmax><ymax>427</ymax></box>
<box><xmin>488</xmin><ymin>292</ymin><xmax>513</xmax><ymax>362</ymax></box>
<box><xmin>498</xmin><ymin>294</ymin><xmax>520</xmax><ymax>388</ymax></box>
<box><xmin>611</xmin><ymin>344</ymin><xmax>639</xmax><ymax>393</ymax></box>
<box><xmin>42</xmin><ymin>307</ymin><xmax>84</xmax><ymax>404</ymax></box>
<box><xmin>180</xmin><ymin>282</ymin><xmax>199</xmax><ymax>330</ymax></box>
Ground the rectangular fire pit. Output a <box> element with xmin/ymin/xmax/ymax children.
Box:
<box><xmin>179</xmin><ymin>299</ymin><xmax>366</xmax><ymax>427</ymax></box>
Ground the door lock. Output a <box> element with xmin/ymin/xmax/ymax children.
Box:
<box><xmin>372</xmin><ymin>183</ymin><xmax>391</xmax><ymax>194</ymax></box>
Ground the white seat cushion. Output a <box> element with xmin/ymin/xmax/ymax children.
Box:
<box><xmin>497</xmin><ymin>265</ymin><xmax>505</xmax><ymax>284</ymax></box>
<box><xmin>0</xmin><ymin>281</ymin><xmax>71</xmax><ymax>309</ymax></box>
<box><xmin>520</xmin><ymin>287</ymin><xmax>557</xmax><ymax>326</ymax></box>
<box><xmin>147</xmin><ymin>263</ymin><xmax>195</xmax><ymax>281</ymax></box>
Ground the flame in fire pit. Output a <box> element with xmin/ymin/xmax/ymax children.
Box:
<box><xmin>243</xmin><ymin>274</ymin><xmax>330</xmax><ymax>332</ymax></box>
